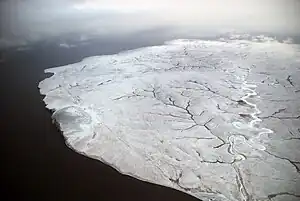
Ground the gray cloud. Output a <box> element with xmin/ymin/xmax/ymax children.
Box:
<box><xmin>0</xmin><ymin>0</ymin><xmax>299</xmax><ymax>49</ymax></box>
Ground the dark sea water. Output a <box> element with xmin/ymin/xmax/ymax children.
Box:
<box><xmin>0</xmin><ymin>35</ymin><xmax>200</xmax><ymax>201</ymax></box>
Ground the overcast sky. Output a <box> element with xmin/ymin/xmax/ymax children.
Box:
<box><xmin>0</xmin><ymin>0</ymin><xmax>299</xmax><ymax>48</ymax></box>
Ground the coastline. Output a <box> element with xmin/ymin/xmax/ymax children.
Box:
<box><xmin>1</xmin><ymin>39</ymin><xmax>200</xmax><ymax>201</ymax></box>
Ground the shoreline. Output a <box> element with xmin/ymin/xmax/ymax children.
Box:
<box><xmin>1</xmin><ymin>39</ymin><xmax>200</xmax><ymax>201</ymax></box>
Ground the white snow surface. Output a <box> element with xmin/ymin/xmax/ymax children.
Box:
<box><xmin>39</xmin><ymin>39</ymin><xmax>300</xmax><ymax>201</ymax></box>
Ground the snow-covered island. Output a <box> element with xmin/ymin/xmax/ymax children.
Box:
<box><xmin>39</xmin><ymin>39</ymin><xmax>300</xmax><ymax>201</ymax></box>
